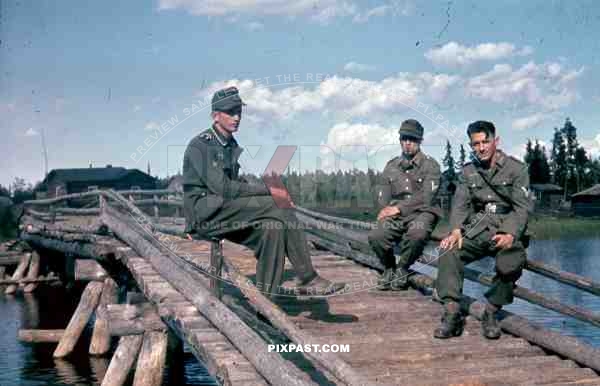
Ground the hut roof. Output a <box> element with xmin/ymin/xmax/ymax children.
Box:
<box><xmin>530</xmin><ymin>184</ymin><xmax>563</xmax><ymax>192</ymax></box>
<box><xmin>572</xmin><ymin>184</ymin><xmax>600</xmax><ymax>197</ymax></box>
<box><xmin>43</xmin><ymin>166</ymin><xmax>151</xmax><ymax>184</ymax></box>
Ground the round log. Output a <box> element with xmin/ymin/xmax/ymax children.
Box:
<box><xmin>24</xmin><ymin>250</ymin><xmax>41</xmax><ymax>293</ymax></box>
<box><xmin>90</xmin><ymin>278</ymin><xmax>119</xmax><ymax>356</ymax></box>
<box><xmin>132</xmin><ymin>331</ymin><xmax>168</xmax><ymax>386</ymax></box>
<box><xmin>100</xmin><ymin>201</ymin><xmax>317</xmax><ymax>386</ymax></box>
<box><xmin>18</xmin><ymin>329</ymin><xmax>64</xmax><ymax>343</ymax></box>
<box><xmin>54</xmin><ymin>281</ymin><xmax>104</xmax><ymax>358</ymax></box>
<box><xmin>75</xmin><ymin>259</ymin><xmax>108</xmax><ymax>282</ymax></box>
<box><xmin>100</xmin><ymin>335</ymin><xmax>143</xmax><ymax>386</ymax></box>
<box><xmin>5</xmin><ymin>253</ymin><xmax>31</xmax><ymax>295</ymax></box>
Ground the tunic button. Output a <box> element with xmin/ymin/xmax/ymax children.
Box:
<box><xmin>405</xmin><ymin>187</ymin><xmax>410</xmax><ymax>190</ymax></box>
<box><xmin>487</xmin><ymin>195</ymin><xmax>492</xmax><ymax>199</ymax></box>
<box><xmin>405</xmin><ymin>178</ymin><xmax>409</xmax><ymax>182</ymax></box>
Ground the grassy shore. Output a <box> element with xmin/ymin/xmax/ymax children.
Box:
<box><xmin>313</xmin><ymin>206</ymin><xmax>600</xmax><ymax>241</ymax></box>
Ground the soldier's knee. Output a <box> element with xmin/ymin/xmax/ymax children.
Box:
<box><xmin>258</xmin><ymin>220</ymin><xmax>286</xmax><ymax>235</ymax></box>
<box><xmin>368</xmin><ymin>227</ymin><xmax>386</xmax><ymax>245</ymax></box>
<box><xmin>405</xmin><ymin>226</ymin><xmax>429</xmax><ymax>242</ymax></box>
<box><xmin>496</xmin><ymin>248</ymin><xmax>526</xmax><ymax>277</ymax></box>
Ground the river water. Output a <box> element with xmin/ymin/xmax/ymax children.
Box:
<box><xmin>1</xmin><ymin>238</ymin><xmax>600</xmax><ymax>385</ymax></box>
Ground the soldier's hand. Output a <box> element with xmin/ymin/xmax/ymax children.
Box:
<box><xmin>492</xmin><ymin>233</ymin><xmax>514</xmax><ymax>249</ymax></box>
<box><xmin>377</xmin><ymin>206</ymin><xmax>400</xmax><ymax>221</ymax></box>
<box><xmin>440</xmin><ymin>228</ymin><xmax>463</xmax><ymax>250</ymax></box>
<box><xmin>270</xmin><ymin>186</ymin><xmax>295</xmax><ymax>208</ymax></box>
<box><xmin>186</xmin><ymin>233</ymin><xmax>193</xmax><ymax>241</ymax></box>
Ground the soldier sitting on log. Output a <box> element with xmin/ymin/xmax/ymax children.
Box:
<box><xmin>435</xmin><ymin>120</ymin><xmax>531</xmax><ymax>340</ymax></box>
<box><xmin>368</xmin><ymin>119</ymin><xmax>442</xmax><ymax>290</ymax></box>
<box><xmin>183</xmin><ymin>86</ymin><xmax>346</xmax><ymax>298</ymax></box>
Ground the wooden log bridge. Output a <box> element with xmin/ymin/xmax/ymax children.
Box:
<box><xmin>10</xmin><ymin>189</ymin><xmax>600</xmax><ymax>385</ymax></box>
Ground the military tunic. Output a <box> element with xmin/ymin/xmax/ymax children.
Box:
<box><xmin>436</xmin><ymin>150</ymin><xmax>531</xmax><ymax>306</ymax></box>
<box><xmin>183</xmin><ymin>127</ymin><xmax>317</xmax><ymax>295</ymax></box>
<box><xmin>368</xmin><ymin>151</ymin><xmax>442</xmax><ymax>270</ymax></box>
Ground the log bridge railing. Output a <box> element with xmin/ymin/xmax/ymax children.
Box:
<box><xmin>9</xmin><ymin>188</ymin><xmax>600</xmax><ymax>384</ymax></box>
<box><xmin>16</xmin><ymin>190</ymin><xmax>371</xmax><ymax>386</ymax></box>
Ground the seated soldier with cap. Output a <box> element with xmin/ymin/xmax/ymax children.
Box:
<box><xmin>369</xmin><ymin>119</ymin><xmax>442</xmax><ymax>291</ymax></box>
<box><xmin>435</xmin><ymin>120</ymin><xmax>531</xmax><ymax>340</ymax></box>
<box><xmin>182</xmin><ymin>86</ymin><xmax>346</xmax><ymax>297</ymax></box>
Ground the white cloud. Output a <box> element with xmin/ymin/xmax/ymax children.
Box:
<box><xmin>511</xmin><ymin>113</ymin><xmax>549</xmax><ymax>131</ymax></box>
<box><xmin>158</xmin><ymin>0</ymin><xmax>358</xmax><ymax>23</ymax></box>
<box><xmin>244</xmin><ymin>21</ymin><xmax>264</xmax><ymax>31</ymax></box>
<box><xmin>144</xmin><ymin>121</ymin><xmax>160</xmax><ymax>131</ymax></box>
<box><xmin>325</xmin><ymin>121</ymin><xmax>397</xmax><ymax>151</ymax></box>
<box><xmin>580</xmin><ymin>133</ymin><xmax>600</xmax><ymax>159</ymax></box>
<box><xmin>343</xmin><ymin>61</ymin><xmax>376</xmax><ymax>73</ymax></box>
<box><xmin>465</xmin><ymin>61</ymin><xmax>581</xmax><ymax>112</ymax></box>
<box><xmin>424</xmin><ymin>41</ymin><xmax>533</xmax><ymax>67</ymax></box>
<box><xmin>133</xmin><ymin>105</ymin><xmax>142</xmax><ymax>112</ymax></box>
<box><xmin>24</xmin><ymin>128</ymin><xmax>39</xmax><ymax>137</ymax></box>
<box><xmin>353</xmin><ymin>5</ymin><xmax>390</xmax><ymax>23</ymax></box>
<box><xmin>198</xmin><ymin>72</ymin><xmax>460</xmax><ymax>124</ymax></box>
<box><xmin>320</xmin><ymin>121</ymin><xmax>399</xmax><ymax>171</ymax></box>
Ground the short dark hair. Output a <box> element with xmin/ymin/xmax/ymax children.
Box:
<box><xmin>467</xmin><ymin>120</ymin><xmax>496</xmax><ymax>139</ymax></box>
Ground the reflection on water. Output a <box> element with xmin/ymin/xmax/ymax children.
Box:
<box><xmin>0</xmin><ymin>285</ymin><xmax>217</xmax><ymax>386</ymax></box>
<box><xmin>418</xmin><ymin>238</ymin><xmax>600</xmax><ymax>347</ymax></box>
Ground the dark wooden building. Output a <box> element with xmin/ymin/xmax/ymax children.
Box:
<box><xmin>530</xmin><ymin>184</ymin><xmax>563</xmax><ymax>211</ymax></box>
<box><xmin>39</xmin><ymin>165</ymin><xmax>156</xmax><ymax>198</ymax></box>
<box><xmin>572</xmin><ymin>184</ymin><xmax>600</xmax><ymax>217</ymax></box>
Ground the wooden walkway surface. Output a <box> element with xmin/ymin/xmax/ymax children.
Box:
<box><xmin>166</xmin><ymin>233</ymin><xmax>600</xmax><ymax>386</ymax></box>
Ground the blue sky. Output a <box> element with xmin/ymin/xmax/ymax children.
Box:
<box><xmin>2</xmin><ymin>0</ymin><xmax>600</xmax><ymax>188</ymax></box>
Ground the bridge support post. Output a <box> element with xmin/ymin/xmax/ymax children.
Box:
<box><xmin>210</xmin><ymin>238</ymin><xmax>223</xmax><ymax>300</ymax></box>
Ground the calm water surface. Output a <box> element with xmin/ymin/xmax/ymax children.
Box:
<box><xmin>0</xmin><ymin>284</ymin><xmax>217</xmax><ymax>386</ymax></box>
<box><xmin>2</xmin><ymin>238</ymin><xmax>600</xmax><ymax>385</ymax></box>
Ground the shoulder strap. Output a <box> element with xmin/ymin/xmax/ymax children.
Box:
<box><xmin>475</xmin><ymin>169</ymin><xmax>514</xmax><ymax>207</ymax></box>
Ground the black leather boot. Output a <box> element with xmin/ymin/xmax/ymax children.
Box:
<box><xmin>481</xmin><ymin>307</ymin><xmax>501</xmax><ymax>339</ymax></box>
<box><xmin>390</xmin><ymin>267</ymin><xmax>410</xmax><ymax>291</ymax></box>
<box><xmin>377</xmin><ymin>268</ymin><xmax>395</xmax><ymax>290</ymax></box>
<box><xmin>434</xmin><ymin>310</ymin><xmax>465</xmax><ymax>339</ymax></box>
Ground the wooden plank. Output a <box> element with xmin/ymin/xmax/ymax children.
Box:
<box><xmin>54</xmin><ymin>281</ymin><xmax>104</xmax><ymax>358</ymax></box>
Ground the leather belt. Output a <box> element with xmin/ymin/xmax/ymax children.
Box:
<box><xmin>392</xmin><ymin>193</ymin><xmax>412</xmax><ymax>200</ymax></box>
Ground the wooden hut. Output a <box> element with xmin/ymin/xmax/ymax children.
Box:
<box><xmin>530</xmin><ymin>184</ymin><xmax>563</xmax><ymax>211</ymax></box>
<box><xmin>572</xmin><ymin>184</ymin><xmax>600</xmax><ymax>217</ymax></box>
<box><xmin>39</xmin><ymin>166</ymin><xmax>156</xmax><ymax>198</ymax></box>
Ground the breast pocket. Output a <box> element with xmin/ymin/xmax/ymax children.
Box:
<box><xmin>495</xmin><ymin>179</ymin><xmax>513</xmax><ymax>197</ymax></box>
<box><xmin>466</xmin><ymin>174</ymin><xmax>484</xmax><ymax>192</ymax></box>
<box><xmin>391</xmin><ymin>176</ymin><xmax>413</xmax><ymax>196</ymax></box>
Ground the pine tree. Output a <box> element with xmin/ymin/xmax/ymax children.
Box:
<box><xmin>524</xmin><ymin>139</ymin><xmax>534</xmax><ymax>166</ymax></box>
<box><xmin>550</xmin><ymin>127</ymin><xmax>567</xmax><ymax>189</ymax></box>
<box><xmin>457</xmin><ymin>144</ymin><xmax>466</xmax><ymax>170</ymax></box>
<box><xmin>561</xmin><ymin>118</ymin><xmax>582</xmax><ymax>194</ymax></box>
<box><xmin>443</xmin><ymin>140</ymin><xmax>456</xmax><ymax>181</ymax></box>
<box><xmin>529</xmin><ymin>140</ymin><xmax>550</xmax><ymax>184</ymax></box>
